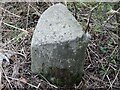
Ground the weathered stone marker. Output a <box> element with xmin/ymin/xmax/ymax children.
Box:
<box><xmin>31</xmin><ymin>3</ymin><xmax>89</xmax><ymax>86</ymax></box>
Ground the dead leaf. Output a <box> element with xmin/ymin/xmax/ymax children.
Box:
<box><xmin>19</xmin><ymin>77</ymin><xmax>27</xmax><ymax>84</ymax></box>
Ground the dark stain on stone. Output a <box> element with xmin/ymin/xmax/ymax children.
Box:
<box><xmin>49</xmin><ymin>23</ymin><xmax>52</xmax><ymax>26</ymax></box>
<box><xmin>63</xmin><ymin>25</ymin><xmax>65</xmax><ymax>28</ymax></box>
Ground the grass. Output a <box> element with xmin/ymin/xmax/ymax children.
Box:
<box><xmin>0</xmin><ymin>2</ymin><xmax>119</xmax><ymax>90</ymax></box>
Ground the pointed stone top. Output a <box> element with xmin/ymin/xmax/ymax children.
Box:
<box><xmin>32</xmin><ymin>3</ymin><xmax>84</xmax><ymax>45</ymax></box>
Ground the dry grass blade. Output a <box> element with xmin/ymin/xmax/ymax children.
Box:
<box><xmin>26</xmin><ymin>3</ymin><xmax>30</xmax><ymax>30</ymax></box>
<box><xmin>106</xmin><ymin>75</ymin><xmax>113</xmax><ymax>89</ymax></box>
<box><xmin>1</xmin><ymin>66</ymin><xmax>13</xmax><ymax>89</ymax></box>
<box><xmin>110</xmin><ymin>45</ymin><xmax>118</xmax><ymax>57</ymax></box>
<box><xmin>29</xmin><ymin>4</ymin><xmax>41</xmax><ymax>16</ymax></box>
<box><xmin>12</xmin><ymin>60</ymin><xmax>20</xmax><ymax>78</ymax></box>
<box><xmin>2</xmin><ymin>22</ymin><xmax>28</xmax><ymax>33</ymax></box>
<box><xmin>103</xmin><ymin>8</ymin><xmax>120</xmax><ymax>26</ymax></box>
<box><xmin>0</xmin><ymin>60</ymin><xmax>3</xmax><ymax>90</ymax></box>
<box><xmin>110</xmin><ymin>31</ymin><xmax>120</xmax><ymax>40</ymax></box>
<box><xmin>88</xmin><ymin>46</ymin><xmax>100</xmax><ymax>59</ymax></box>
<box><xmin>102</xmin><ymin>66</ymin><xmax>110</xmax><ymax>80</ymax></box>
<box><xmin>0</xmin><ymin>49</ymin><xmax>26</xmax><ymax>58</ymax></box>
<box><xmin>111</xmin><ymin>68</ymin><xmax>120</xmax><ymax>88</ymax></box>
<box><xmin>40</xmin><ymin>74</ymin><xmax>58</xmax><ymax>89</ymax></box>
<box><xmin>8</xmin><ymin>77</ymin><xmax>41</xmax><ymax>89</ymax></box>
<box><xmin>0</xmin><ymin>4</ymin><xmax>3</xmax><ymax>48</ymax></box>
<box><xmin>1</xmin><ymin>31</ymin><xmax>28</xmax><ymax>48</ymax></box>
<box><xmin>1</xmin><ymin>2</ymin><xmax>119</xmax><ymax>90</ymax></box>
<box><xmin>0</xmin><ymin>3</ymin><xmax>3</xmax><ymax>89</ymax></box>
<box><xmin>0</xmin><ymin>6</ymin><xmax>20</xmax><ymax>18</ymax></box>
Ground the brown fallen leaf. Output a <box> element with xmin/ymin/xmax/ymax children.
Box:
<box><xmin>19</xmin><ymin>77</ymin><xmax>27</xmax><ymax>84</ymax></box>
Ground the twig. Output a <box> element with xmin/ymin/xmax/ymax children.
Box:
<box><xmin>0</xmin><ymin>6</ymin><xmax>20</xmax><ymax>18</ymax></box>
<box><xmin>2</xmin><ymin>22</ymin><xmax>28</xmax><ymax>33</ymax></box>
<box><xmin>85</xmin><ymin>3</ymin><xmax>101</xmax><ymax>33</ymax></box>
<box><xmin>85</xmin><ymin>64</ymin><xmax>92</xmax><ymax>71</ymax></box>
<box><xmin>26</xmin><ymin>81</ymin><xmax>41</xmax><ymax>89</ymax></box>
<box><xmin>75</xmin><ymin>80</ymin><xmax>83</xmax><ymax>89</ymax></box>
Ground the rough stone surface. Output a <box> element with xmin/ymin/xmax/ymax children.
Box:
<box><xmin>31</xmin><ymin>3</ymin><xmax>88</xmax><ymax>86</ymax></box>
